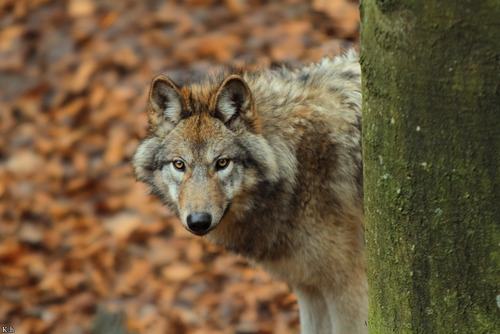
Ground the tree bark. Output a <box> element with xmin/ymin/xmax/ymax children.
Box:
<box><xmin>360</xmin><ymin>1</ymin><xmax>500</xmax><ymax>333</ymax></box>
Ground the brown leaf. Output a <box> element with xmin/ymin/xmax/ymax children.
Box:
<box><xmin>68</xmin><ymin>0</ymin><xmax>95</xmax><ymax>17</ymax></box>
<box><xmin>116</xmin><ymin>260</ymin><xmax>151</xmax><ymax>295</ymax></box>
<box><xmin>103</xmin><ymin>212</ymin><xmax>142</xmax><ymax>240</ymax></box>
<box><xmin>104</xmin><ymin>125</ymin><xmax>128</xmax><ymax>165</ymax></box>
<box><xmin>162</xmin><ymin>264</ymin><xmax>195</xmax><ymax>283</ymax></box>
<box><xmin>6</xmin><ymin>150</ymin><xmax>44</xmax><ymax>175</ymax></box>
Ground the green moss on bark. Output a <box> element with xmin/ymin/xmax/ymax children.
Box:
<box><xmin>360</xmin><ymin>0</ymin><xmax>500</xmax><ymax>333</ymax></box>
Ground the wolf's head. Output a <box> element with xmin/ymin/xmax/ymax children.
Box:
<box><xmin>133</xmin><ymin>74</ymin><xmax>282</xmax><ymax>236</ymax></box>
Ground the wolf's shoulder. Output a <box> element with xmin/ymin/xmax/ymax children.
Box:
<box><xmin>240</xmin><ymin>50</ymin><xmax>361</xmax><ymax>132</ymax></box>
<box><xmin>243</xmin><ymin>49</ymin><xmax>360</xmax><ymax>94</ymax></box>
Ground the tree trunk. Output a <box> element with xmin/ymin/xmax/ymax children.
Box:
<box><xmin>360</xmin><ymin>1</ymin><xmax>500</xmax><ymax>333</ymax></box>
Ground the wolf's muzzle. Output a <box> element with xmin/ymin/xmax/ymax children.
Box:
<box><xmin>187</xmin><ymin>212</ymin><xmax>212</xmax><ymax>235</ymax></box>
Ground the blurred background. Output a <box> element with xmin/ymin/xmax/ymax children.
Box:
<box><xmin>0</xmin><ymin>0</ymin><xmax>359</xmax><ymax>333</ymax></box>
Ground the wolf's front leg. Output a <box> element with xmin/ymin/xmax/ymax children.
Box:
<box><xmin>296</xmin><ymin>287</ymin><xmax>333</xmax><ymax>334</ymax></box>
<box><xmin>295</xmin><ymin>284</ymin><xmax>368</xmax><ymax>334</ymax></box>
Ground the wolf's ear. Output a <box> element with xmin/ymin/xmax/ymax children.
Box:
<box><xmin>148</xmin><ymin>75</ymin><xmax>187</xmax><ymax>130</ymax></box>
<box><xmin>214</xmin><ymin>75</ymin><xmax>258</xmax><ymax>131</ymax></box>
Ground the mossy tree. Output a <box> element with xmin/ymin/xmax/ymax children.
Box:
<box><xmin>360</xmin><ymin>0</ymin><xmax>500</xmax><ymax>333</ymax></box>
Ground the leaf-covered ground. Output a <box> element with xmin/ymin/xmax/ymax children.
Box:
<box><xmin>0</xmin><ymin>1</ymin><xmax>359</xmax><ymax>333</ymax></box>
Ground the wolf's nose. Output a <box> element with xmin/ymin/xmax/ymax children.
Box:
<box><xmin>187</xmin><ymin>212</ymin><xmax>212</xmax><ymax>235</ymax></box>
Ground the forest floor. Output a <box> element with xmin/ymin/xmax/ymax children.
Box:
<box><xmin>0</xmin><ymin>0</ymin><xmax>359</xmax><ymax>333</ymax></box>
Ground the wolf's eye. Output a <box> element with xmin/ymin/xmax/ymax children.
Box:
<box><xmin>172</xmin><ymin>160</ymin><xmax>185</xmax><ymax>171</ymax></box>
<box><xmin>216</xmin><ymin>158</ymin><xmax>229</xmax><ymax>170</ymax></box>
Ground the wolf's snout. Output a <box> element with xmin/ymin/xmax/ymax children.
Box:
<box><xmin>187</xmin><ymin>212</ymin><xmax>212</xmax><ymax>235</ymax></box>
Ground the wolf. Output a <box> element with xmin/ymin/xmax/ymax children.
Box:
<box><xmin>133</xmin><ymin>50</ymin><xmax>367</xmax><ymax>333</ymax></box>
